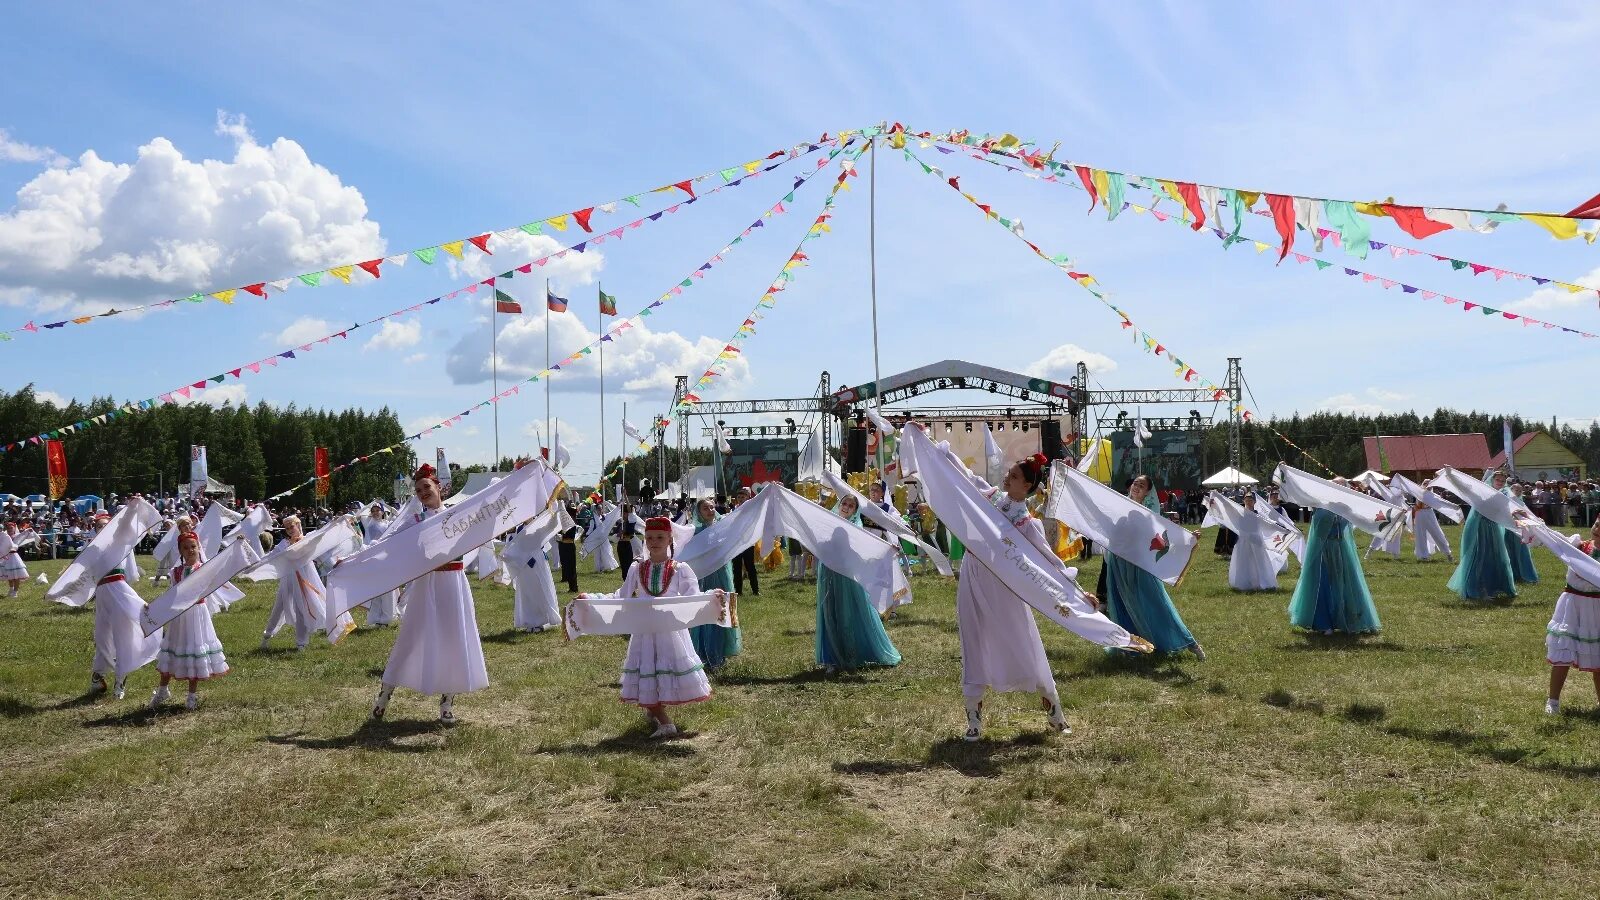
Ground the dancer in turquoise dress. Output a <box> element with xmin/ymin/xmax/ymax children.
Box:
<box><xmin>1506</xmin><ymin>484</ymin><xmax>1540</xmax><ymax>584</ymax></box>
<box><xmin>690</xmin><ymin>499</ymin><xmax>742</xmax><ymax>669</ymax></box>
<box><xmin>1448</xmin><ymin>469</ymin><xmax>1518</xmax><ymax>601</ymax></box>
<box><xmin>1290</xmin><ymin>506</ymin><xmax>1382</xmax><ymax>634</ymax></box>
<box><xmin>1100</xmin><ymin>475</ymin><xmax>1204</xmax><ymax>657</ymax></box>
<box><xmin>815</xmin><ymin>495</ymin><xmax>902</xmax><ymax>672</ymax></box>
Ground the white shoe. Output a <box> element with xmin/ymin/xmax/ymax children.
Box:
<box><xmin>1043</xmin><ymin>695</ymin><xmax>1071</xmax><ymax>735</ymax></box>
<box><xmin>185</xmin><ymin>692</ymin><xmax>199</xmax><ymax>711</ymax></box>
<box><xmin>1192</xmin><ymin>645</ymin><xmax>1207</xmax><ymax>662</ymax></box>
<box><xmin>439</xmin><ymin>694</ymin><xmax>456</xmax><ymax>724</ymax></box>
<box><xmin>964</xmin><ymin>700</ymin><xmax>983</xmax><ymax>742</ymax></box>
<box><xmin>149</xmin><ymin>684</ymin><xmax>171</xmax><ymax>708</ymax></box>
<box><xmin>649</xmin><ymin>722</ymin><xmax>679</xmax><ymax>739</ymax></box>
<box><xmin>89</xmin><ymin>673</ymin><xmax>108</xmax><ymax>695</ymax></box>
<box><xmin>113</xmin><ymin>676</ymin><xmax>127</xmax><ymax>700</ymax></box>
<box><xmin>1545</xmin><ymin>698</ymin><xmax>1560</xmax><ymax>716</ymax></box>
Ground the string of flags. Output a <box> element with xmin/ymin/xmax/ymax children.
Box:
<box><xmin>943</xmin><ymin>137</ymin><xmax>1600</xmax><ymax>308</ymax></box>
<box><xmin>0</xmin><ymin>132</ymin><xmax>849</xmax><ymax>343</ymax></box>
<box><xmin>903</xmin><ymin>125</ymin><xmax>1600</xmax><ymax>245</ymax></box>
<box><xmin>582</xmin><ymin>136</ymin><xmax>876</xmax><ymax>502</ymax></box>
<box><xmin>260</xmin><ymin>134</ymin><xmax>867</xmax><ymax>501</ymax></box>
<box><xmin>1</xmin><ymin>139</ymin><xmax>847</xmax><ymax>456</ymax></box>
<box><xmin>896</xmin><ymin>143</ymin><xmax>1337</xmax><ymax>475</ymax></box>
<box><xmin>946</xmin><ymin>140</ymin><xmax>1599</xmax><ymax>340</ymax></box>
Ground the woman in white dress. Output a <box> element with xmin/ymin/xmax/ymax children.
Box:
<box><xmin>507</xmin><ymin>512</ymin><xmax>564</xmax><ymax>633</ymax></box>
<box><xmin>150</xmin><ymin>532</ymin><xmax>228</xmax><ymax>710</ymax></box>
<box><xmin>1545</xmin><ymin>516</ymin><xmax>1600</xmax><ymax>715</ymax></box>
<box><xmin>954</xmin><ymin>453</ymin><xmax>1083</xmax><ymax>741</ymax></box>
<box><xmin>1411</xmin><ymin>481</ymin><xmax>1454</xmax><ymax>563</ymax></box>
<box><xmin>1</xmin><ymin>522</ymin><xmax>28</xmax><ymax>597</ymax></box>
<box><xmin>360</xmin><ymin>504</ymin><xmax>402</xmax><ymax>626</ymax></box>
<box><xmin>595</xmin><ymin>517</ymin><xmax>716</xmax><ymax>738</ymax></box>
<box><xmin>259</xmin><ymin>515</ymin><xmax>351</xmax><ymax>650</ymax></box>
<box><xmin>1208</xmin><ymin>492</ymin><xmax>1280</xmax><ymax>592</ymax></box>
<box><xmin>372</xmin><ymin>464</ymin><xmax>489</xmax><ymax>725</ymax></box>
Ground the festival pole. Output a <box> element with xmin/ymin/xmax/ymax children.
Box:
<box><xmin>868</xmin><ymin>125</ymin><xmax>884</xmax><ymax>482</ymax></box>
<box><xmin>492</xmin><ymin>293</ymin><xmax>500</xmax><ymax>468</ymax></box>
<box><xmin>598</xmin><ymin>282</ymin><xmax>606</xmax><ymax>491</ymax></box>
<box><xmin>545</xmin><ymin>278</ymin><xmax>551</xmax><ymax>459</ymax></box>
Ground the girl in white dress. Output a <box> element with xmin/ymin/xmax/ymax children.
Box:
<box><xmin>594</xmin><ymin>517</ymin><xmax>716</xmax><ymax>738</ymax></box>
<box><xmin>259</xmin><ymin>515</ymin><xmax>345</xmax><ymax>651</ymax></box>
<box><xmin>955</xmin><ymin>453</ymin><xmax>1085</xmax><ymax>741</ymax></box>
<box><xmin>1</xmin><ymin>523</ymin><xmax>28</xmax><ymax>597</ymax></box>
<box><xmin>507</xmin><ymin>512</ymin><xmax>564</xmax><ymax>633</ymax></box>
<box><xmin>150</xmin><ymin>532</ymin><xmax>228</xmax><ymax>710</ymax></box>
<box><xmin>372</xmin><ymin>464</ymin><xmax>489</xmax><ymax>724</ymax></box>
<box><xmin>360</xmin><ymin>504</ymin><xmax>402</xmax><ymax>626</ymax></box>
<box><xmin>1546</xmin><ymin>516</ymin><xmax>1600</xmax><ymax>715</ymax></box>
<box><xmin>1208</xmin><ymin>492</ymin><xmax>1280</xmax><ymax>592</ymax></box>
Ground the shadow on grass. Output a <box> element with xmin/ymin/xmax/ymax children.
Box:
<box><xmin>0</xmin><ymin>691</ymin><xmax>103</xmax><ymax>719</ymax></box>
<box><xmin>31</xmin><ymin>604</ymin><xmax>90</xmax><ymax>617</ymax></box>
<box><xmin>1058</xmin><ymin>652</ymin><xmax>1199</xmax><ymax>686</ymax></box>
<box><xmin>1263</xmin><ymin>690</ymin><xmax>1600</xmax><ymax>780</ymax></box>
<box><xmin>1438</xmin><ymin>596</ymin><xmax>1520</xmax><ymax>610</ymax></box>
<box><xmin>1281</xmin><ymin>633</ymin><xmax>1407</xmax><ymax>652</ymax></box>
<box><xmin>263</xmin><ymin>719</ymin><xmax>448</xmax><ymax>754</ymax></box>
<box><xmin>84</xmin><ymin>704</ymin><xmax>190</xmax><ymax>728</ymax></box>
<box><xmin>716</xmin><ymin>667</ymin><xmax>878</xmax><ymax>687</ymax></box>
<box><xmin>252</xmin><ymin>645</ymin><xmax>304</xmax><ymax>658</ymax></box>
<box><xmin>882</xmin><ymin>615</ymin><xmax>961</xmax><ymax>635</ymax></box>
<box><xmin>833</xmin><ymin>731</ymin><xmax>1054</xmax><ymax>779</ymax></box>
<box><xmin>531</xmin><ymin>730</ymin><xmax>698</xmax><ymax>758</ymax></box>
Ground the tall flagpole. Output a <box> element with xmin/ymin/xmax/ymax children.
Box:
<box><xmin>598</xmin><ymin>282</ymin><xmax>606</xmax><ymax>490</ymax></box>
<box><xmin>869</xmin><ymin>127</ymin><xmax>884</xmax><ymax>479</ymax></box>
<box><xmin>492</xmin><ymin>293</ymin><xmax>500</xmax><ymax>468</ymax></box>
<box><xmin>544</xmin><ymin>279</ymin><xmax>551</xmax><ymax>460</ymax></box>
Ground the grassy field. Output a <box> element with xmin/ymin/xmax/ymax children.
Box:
<box><xmin>2</xmin><ymin>527</ymin><xmax>1598</xmax><ymax>899</ymax></box>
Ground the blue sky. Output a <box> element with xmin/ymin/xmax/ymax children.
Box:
<box><xmin>3</xmin><ymin>2</ymin><xmax>1598</xmax><ymax>484</ymax></box>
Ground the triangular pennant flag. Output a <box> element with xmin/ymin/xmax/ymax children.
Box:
<box><xmin>467</xmin><ymin>234</ymin><xmax>492</xmax><ymax>254</ymax></box>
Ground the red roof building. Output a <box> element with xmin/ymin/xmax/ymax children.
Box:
<box><xmin>1363</xmin><ymin>433</ymin><xmax>1493</xmax><ymax>479</ymax></box>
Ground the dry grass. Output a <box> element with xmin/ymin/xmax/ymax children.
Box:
<box><xmin>3</xmin><ymin>525</ymin><xmax>1599</xmax><ymax>898</ymax></box>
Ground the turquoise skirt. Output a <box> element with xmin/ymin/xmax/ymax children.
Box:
<box><xmin>1103</xmin><ymin>553</ymin><xmax>1199</xmax><ymax>654</ymax></box>
<box><xmin>1447</xmin><ymin>510</ymin><xmax>1517</xmax><ymax>601</ymax></box>
<box><xmin>815</xmin><ymin>564</ymin><xmax>901</xmax><ymax>669</ymax></box>
<box><xmin>1506</xmin><ymin>528</ymin><xmax>1539</xmax><ymax>584</ymax></box>
<box><xmin>692</xmin><ymin>563</ymin><xmax>742</xmax><ymax>668</ymax></box>
<box><xmin>1289</xmin><ymin>509</ymin><xmax>1381</xmax><ymax>633</ymax></box>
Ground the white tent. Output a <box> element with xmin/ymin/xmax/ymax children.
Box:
<box><xmin>442</xmin><ymin>471</ymin><xmax>509</xmax><ymax>507</ymax></box>
<box><xmin>1200</xmin><ymin>466</ymin><xmax>1259</xmax><ymax>486</ymax></box>
<box><xmin>683</xmin><ymin>466</ymin><xmax>717</xmax><ymax>499</ymax></box>
<box><xmin>653</xmin><ymin>482</ymin><xmax>681</xmax><ymax>501</ymax></box>
<box><xmin>1350</xmin><ymin>469</ymin><xmax>1390</xmax><ymax>485</ymax></box>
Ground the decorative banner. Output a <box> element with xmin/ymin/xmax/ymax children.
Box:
<box><xmin>912</xmin><ymin>126</ymin><xmax>1600</xmax><ymax>245</ymax></box>
<box><xmin>45</xmin><ymin>439</ymin><xmax>67</xmax><ymax>500</ymax></box>
<box><xmin>944</xmin><ymin>137</ymin><xmax>1600</xmax><ymax>308</ymax></box>
<box><xmin>941</xmin><ymin>139</ymin><xmax>1597</xmax><ymax>340</ymax></box>
<box><xmin>896</xmin><ymin>143</ymin><xmax>1337</xmax><ymax>475</ymax></box>
<box><xmin>0</xmin><ymin>140</ymin><xmax>845</xmax><ymax>456</ymax></box>
<box><xmin>189</xmin><ymin>444</ymin><xmax>208</xmax><ymax>498</ymax></box>
<box><xmin>436</xmin><ymin>447</ymin><xmax>452</xmax><ymax>490</ymax></box>
<box><xmin>257</xmin><ymin>132</ymin><xmax>868</xmax><ymax>502</ymax></box>
<box><xmin>314</xmin><ymin>447</ymin><xmax>331</xmax><ymax>499</ymax></box>
<box><xmin>0</xmin><ymin>131</ymin><xmax>853</xmax><ymax>343</ymax></box>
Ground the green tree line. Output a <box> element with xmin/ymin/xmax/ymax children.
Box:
<box><xmin>0</xmin><ymin>384</ymin><xmax>415</xmax><ymax>508</ymax></box>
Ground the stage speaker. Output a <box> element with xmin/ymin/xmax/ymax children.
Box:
<box><xmin>845</xmin><ymin>426</ymin><xmax>868</xmax><ymax>473</ymax></box>
<box><xmin>1039</xmin><ymin>420</ymin><xmax>1066</xmax><ymax>462</ymax></box>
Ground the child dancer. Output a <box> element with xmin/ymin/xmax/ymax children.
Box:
<box><xmin>1</xmin><ymin>522</ymin><xmax>28</xmax><ymax>597</ymax></box>
<box><xmin>1545</xmin><ymin>516</ymin><xmax>1600</xmax><ymax>715</ymax></box>
<box><xmin>150</xmin><ymin>532</ymin><xmax>228</xmax><ymax>710</ymax></box>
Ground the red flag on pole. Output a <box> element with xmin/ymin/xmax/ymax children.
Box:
<box><xmin>315</xmin><ymin>447</ymin><xmax>330</xmax><ymax>499</ymax></box>
<box><xmin>45</xmin><ymin>439</ymin><xmax>68</xmax><ymax>500</ymax></box>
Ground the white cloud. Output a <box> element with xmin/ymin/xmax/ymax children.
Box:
<box><xmin>404</xmin><ymin>413</ymin><xmax>448</xmax><ymax>437</ymax></box>
<box><xmin>0</xmin><ymin>111</ymin><xmax>384</xmax><ymax>315</ymax></box>
<box><xmin>1316</xmin><ymin>387</ymin><xmax>1410</xmax><ymax>416</ymax></box>
<box><xmin>34</xmin><ymin>389</ymin><xmax>68</xmax><ymax>407</ymax></box>
<box><xmin>180</xmin><ymin>383</ymin><xmax>248</xmax><ymax>407</ymax></box>
<box><xmin>1508</xmin><ymin>265</ymin><xmax>1600</xmax><ymax>313</ymax></box>
<box><xmin>364</xmin><ymin>318</ymin><xmax>421</xmax><ymax>352</ymax></box>
<box><xmin>403</xmin><ymin>352</ymin><xmax>428</xmax><ymax>365</ymax></box>
<box><xmin>274</xmin><ymin>316</ymin><xmax>332</xmax><ymax>346</ymax></box>
<box><xmin>448</xmin><ymin>231</ymin><xmax>603</xmax><ymax>288</ymax></box>
<box><xmin>1024</xmin><ymin>342</ymin><xmax>1118</xmax><ymax>380</ymax></box>
<box><xmin>522</xmin><ymin>416</ymin><xmax>585</xmax><ymax>450</ymax></box>
<box><xmin>0</xmin><ymin>128</ymin><xmax>65</xmax><ymax>167</ymax></box>
<box><xmin>444</xmin><ymin>313</ymin><xmax>752</xmax><ymax>396</ymax></box>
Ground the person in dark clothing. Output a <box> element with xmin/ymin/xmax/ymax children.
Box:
<box><xmin>614</xmin><ymin>504</ymin><xmax>639</xmax><ymax>576</ymax></box>
<box><xmin>558</xmin><ymin>503</ymin><xmax>580</xmax><ymax>593</ymax></box>
<box><xmin>729</xmin><ymin>487</ymin><xmax>760</xmax><ymax>597</ymax></box>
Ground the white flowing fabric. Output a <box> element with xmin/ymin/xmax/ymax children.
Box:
<box><xmin>823</xmin><ymin>470</ymin><xmax>952</xmax><ymax>576</ymax></box>
<box><xmin>507</xmin><ymin>505</ymin><xmax>570</xmax><ymax>630</ymax></box>
<box><xmin>0</xmin><ymin>530</ymin><xmax>26</xmax><ymax>580</ymax></box>
<box><xmin>244</xmin><ymin>520</ymin><xmax>359</xmax><ymax>646</ymax></box>
<box><xmin>324</xmin><ymin>459</ymin><xmax>563</xmax><ymax>619</ymax></box>
<box><xmin>378</xmin><ymin>498</ymin><xmax>422</xmax><ymax>542</ymax></box>
<box><xmin>580</xmin><ymin>561</ymin><xmax>715</xmax><ymax>707</ymax></box>
<box><xmin>93</xmin><ymin>578</ymin><xmax>160</xmax><ymax>679</ymax></box>
<box><xmin>152</xmin><ymin>521</ymin><xmax>182</xmax><ymax>573</ymax></box>
<box><xmin>1044</xmin><ymin>463</ymin><xmax>1198</xmax><ymax>585</ymax></box>
<box><xmin>469</xmin><ymin>540</ymin><xmax>508</xmax><ymax>583</ymax></box>
<box><xmin>142</xmin><ymin>538</ymin><xmax>261</xmax><ymax>635</ymax></box>
<box><xmin>797</xmin><ymin>421</ymin><xmax>827</xmax><ymax>482</ymax></box>
<box><xmin>898</xmin><ymin>424</ymin><xmax>1147</xmax><ymax>651</ymax></box>
<box><xmin>676</xmin><ymin>484</ymin><xmax>905</xmax><ymax>613</ymax></box>
<box><xmin>981</xmin><ymin>423</ymin><xmax>1004</xmax><ymax>483</ymax></box>
<box><xmin>1390</xmin><ymin>473</ymin><xmax>1463</xmax><ymax>524</ymax></box>
<box><xmin>1204</xmin><ymin>493</ymin><xmax>1287</xmax><ymax>590</ymax></box>
<box><xmin>1253</xmin><ymin>495</ymin><xmax>1304</xmax><ymax>565</ymax></box>
<box><xmin>582</xmin><ymin>503</ymin><xmax>621</xmax><ymax>572</ymax></box>
<box><xmin>223</xmin><ymin>505</ymin><xmax>272</xmax><ymax>550</ymax></box>
<box><xmin>48</xmin><ymin>499</ymin><xmax>161</xmax><ymax>607</ymax></box>
<box><xmin>14</xmin><ymin>527</ymin><xmax>39</xmax><ymax>549</ymax></box>
<box><xmin>120</xmin><ymin>551</ymin><xmax>143</xmax><ymax>584</ymax></box>
<box><xmin>197</xmin><ymin>502</ymin><xmax>244</xmax><ymax>559</ymax></box>
<box><xmin>358</xmin><ymin>513</ymin><xmax>402</xmax><ymax>624</ymax></box>
<box><xmin>1273</xmin><ymin>464</ymin><xmax>1406</xmax><ymax>537</ymax></box>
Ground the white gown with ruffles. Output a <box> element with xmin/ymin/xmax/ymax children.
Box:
<box><xmin>157</xmin><ymin>564</ymin><xmax>229</xmax><ymax>680</ymax></box>
<box><xmin>613</xmin><ymin>559</ymin><xmax>713</xmax><ymax>707</ymax></box>
<box><xmin>1548</xmin><ymin>536</ymin><xmax>1600</xmax><ymax>672</ymax></box>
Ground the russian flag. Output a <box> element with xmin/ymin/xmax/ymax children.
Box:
<box><xmin>546</xmin><ymin>287</ymin><xmax>569</xmax><ymax>313</ymax></box>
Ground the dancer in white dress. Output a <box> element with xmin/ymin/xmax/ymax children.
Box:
<box><xmin>47</xmin><ymin>501</ymin><xmax>163</xmax><ymax>700</ymax></box>
<box><xmin>258</xmin><ymin>515</ymin><xmax>355</xmax><ymax>650</ymax></box>
<box><xmin>1</xmin><ymin>522</ymin><xmax>28</xmax><ymax>597</ymax></box>
<box><xmin>1545</xmin><ymin>516</ymin><xmax>1600</xmax><ymax>715</ymax></box>
<box><xmin>1207</xmin><ymin>492</ymin><xmax>1282</xmax><ymax>591</ymax></box>
<box><xmin>150</xmin><ymin>533</ymin><xmax>229</xmax><ymax>710</ymax></box>
<box><xmin>507</xmin><ymin>507</ymin><xmax>567</xmax><ymax>633</ymax></box>
<box><xmin>372</xmin><ymin>464</ymin><xmax>490</xmax><ymax>724</ymax></box>
<box><xmin>592</xmin><ymin>517</ymin><xmax>715</xmax><ymax>738</ymax></box>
